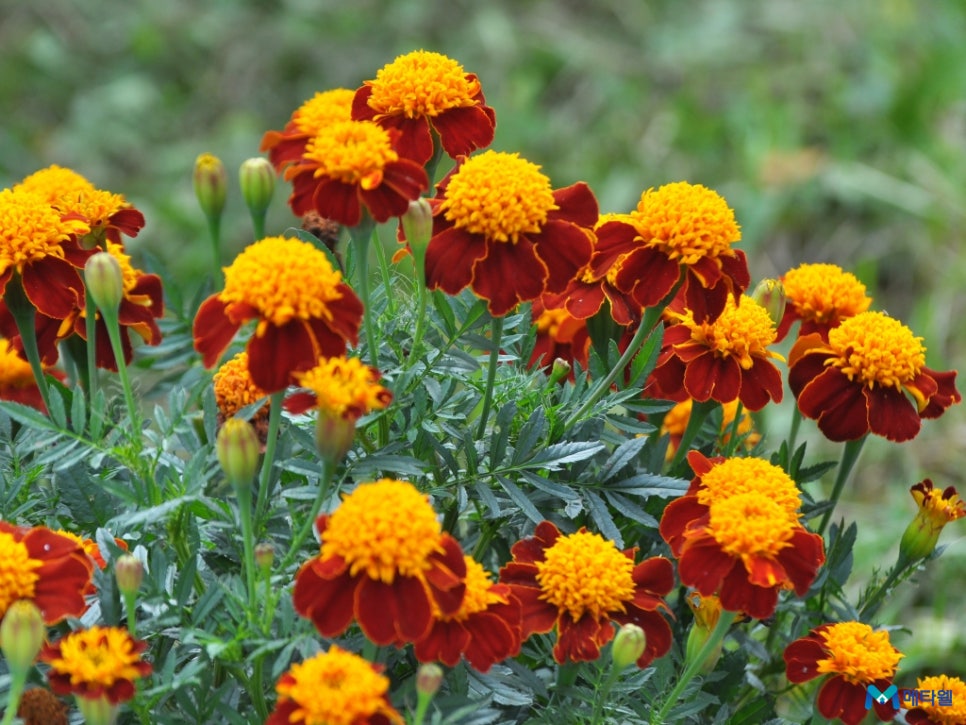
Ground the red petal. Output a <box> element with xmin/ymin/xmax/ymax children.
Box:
<box><xmin>462</xmin><ymin>606</ymin><xmax>522</xmax><ymax>672</ymax></box>
<box><xmin>796</xmin><ymin>367</ymin><xmax>871</xmax><ymax>442</ymax></box>
<box><xmin>413</xmin><ymin>619</ymin><xmax>471</xmax><ymax>667</ymax></box>
<box><xmin>683</xmin><ymin>352</ymin><xmax>741</xmax><ymax>403</ymax></box>
<box><xmin>778</xmin><ymin>529</ymin><xmax>826</xmax><ymax>595</ymax></box>
<box><xmin>738</xmin><ymin>359</ymin><xmax>784</xmax><ymax>411</ymax></box>
<box><xmin>632</xmin><ymin>556</ymin><xmax>675</xmax><ymax>598</ymax></box>
<box><xmin>193</xmin><ymin>296</ymin><xmax>240</xmax><ymax>369</ymax></box>
<box><xmin>292</xmin><ymin>558</ymin><xmax>356</xmax><ymax>637</ymax></box>
<box><xmin>677</xmin><ymin>536</ymin><xmax>736</xmax><ymax>595</ymax></box>
<box><xmin>783</xmin><ymin>636</ymin><xmax>826</xmax><ymax>683</ymax></box>
<box><xmin>564</xmin><ymin>284</ymin><xmax>606</xmax><ymax>320</ymax></box>
<box><xmin>385</xmin><ymin>116</ymin><xmax>435</xmax><ymax>165</ymax></box>
<box><xmin>247</xmin><ymin>320</ymin><xmax>318</xmax><ymax>392</ymax></box>
<box><xmin>554</xmin><ymin>614</ymin><xmax>612</xmax><ymax>663</ymax></box>
<box><xmin>312</xmin><ymin>179</ymin><xmax>363</xmax><ymax>227</ymax></box>
<box><xmin>351</xmin><ymin>86</ymin><xmax>377</xmax><ymax>122</ymax></box>
<box><xmin>425</xmin><ymin>226</ymin><xmax>487</xmax><ymax>295</ymax></box>
<box><xmin>356</xmin><ymin>575</ymin><xmax>432</xmax><ymax>645</ymax></box>
<box><xmin>590</xmin><ymin>220</ymin><xmax>637</xmax><ymax>275</ymax></box>
<box><xmin>22</xmin><ymin>257</ymin><xmax>84</xmax><ymax>319</ymax></box>
<box><xmin>549</xmin><ymin>182</ymin><xmax>599</xmax><ymax>228</ymax></box>
<box><xmin>659</xmin><ymin>496</ymin><xmax>708</xmax><ymax>555</ymax></box>
<box><xmin>867</xmin><ymin>385</ymin><xmax>922</xmax><ymax>442</ymax></box>
<box><xmin>425</xmin><ymin>534</ymin><xmax>467</xmax><ymax>616</ymax></box>
<box><xmin>718</xmin><ymin>565</ymin><xmax>778</xmax><ymax>619</ymax></box>
<box><xmin>432</xmin><ymin>105</ymin><xmax>495</xmax><ymax>159</ymax></box>
<box><xmin>614</xmin><ymin>607</ymin><xmax>673</xmax><ymax>666</ymax></box>
<box><xmin>817</xmin><ymin>676</ymin><xmax>871</xmax><ymax>725</ymax></box>
<box><xmin>110</xmin><ymin>208</ymin><xmax>146</xmax><ymax>238</ymax></box>
<box><xmin>504</xmin><ymin>583</ymin><xmax>558</xmax><ymax>637</ymax></box>
<box><xmin>920</xmin><ymin>367</ymin><xmax>961</xmax><ymax>418</ymax></box>
<box><xmin>471</xmin><ymin>237</ymin><xmax>548</xmax><ymax>316</ymax></box>
<box><xmin>533</xmin><ymin>221</ymin><xmax>594</xmax><ymax>294</ymax></box>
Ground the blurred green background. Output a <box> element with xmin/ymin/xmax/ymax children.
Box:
<box><xmin>2</xmin><ymin>0</ymin><xmax>964</xmax><ymax>679</ymax></box>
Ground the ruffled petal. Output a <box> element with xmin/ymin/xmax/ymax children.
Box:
<box><xmin>866</xmin><ymin>384</ymin><xmax>921</xmax><ymax>442</ymax></box>
<box><xmin>554</xmin><ymin>613</ymin><xmax>613</xmax><ymax>663</ymax></box>
<box><xmin>193</xmin><ymin>295</ymin><xmax>241</xmax><ymax>369</ymax></box>
<box><xmin>356</xmin><ymin>574</ymin><xmax>433</xmax><ymax>645</ymax></box>
<box><xmin>432</xmin><ymin>104</ymin><xmax>495</xmax><ymax>160</ymax></box>
<box><xmin>471</xmin><ymin>237</ymin><xmax>548</xmax><ymax>316</ymax></box>
<box><xmin>292</xmin><ymin>558</ymin><xmax>356</xmax><ymax>638</ymax></box>
<box><xmin>425</xmin><ymin>225</ymin><xmax>488</xmax><ymax>296</ymax></box>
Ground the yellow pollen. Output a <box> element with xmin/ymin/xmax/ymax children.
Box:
<box><xmin>535</xmin><ymin>307</ymin><xmax>571</xmax><ymax>337</ymax></box>
<box><xmin>826</xmin><ymin>311</ymin><xmax>925</xmax><ymax>390</ymax></box>
<box><xmin>47</xmin><ymin>626</ymin><xmax>147</xmax><ymax>689</ymax></box>
<box><xmin>913</xmin><ymin>674</ymin><xmax>966</xmax><ymax>722</ymax></box>
<box><xmin>0</xmin><ymin>189</ymin><xmax>84</xmax><ymax>272</ymax></box>
<box><xmin>277</xmin><ymin>646</ymin><xmax>401</xmax><ymax>725</ymax></box>
<box><xmin>679</xmin><ymin>295</ymin><xmax>781</xmax><ymax>370</ymax></box>
<box><xmin>535</xmin><ymin>529</ymin><xmax>636</xmax><ymax>622</ymax></box>
<box><xmin>0</xmin><ymin>339</ymin><xmax>37</xmax><ymax>389</ymax></box>
<box><xmin>438</xmin><ymin>556</ymin><xmax>505</xmax><ymax>622</ymax></box>
<box><xmin>293</xmin><ymin>88</ymin><xmax>356</xmax><ymax>135</ymax></box>
<box><xmin>294</xmin><ymin>356</ymin><xmax>391</xmax><ymax>419</ymax></box>
<box><xmin>321</xmin><ymin>479</ymin><xmax>443</xmax><ymax>582</ymax></box>
<box><xmin>366</xmin><ymin>50</ymin><xmax>481</xmax><ymax>119</ymax></box>
<box><xmin>303</xmin><ymin>120</ymin><xmax>398</xmax><ymax>188</ymax></box>
<box><xmin>815</xmin><ymin>622</ymin><xmax>903</xmax><ymax>685</ymax></box>
<box><xmin>707</xmin><ymin>492</ymin><xmax>796</xmax><ymax>560</ymax></box>
<box><xmin>15</xmin><ymin>165</ymin><xmax>95</xmax><ymax>205</ymax></box>
<box><xmin>219</xmin><ymin>236</ymin><xmax>346</xmax><ymax>328</ymax></box>
<box><xmin>441</xmin><ymin>150</ymin><xmax>558</xmax><ymax>243</ymax></box>
<box><xmin>0</xmin><ymin>532</ymin><xmax>41</xmax><ymax>614</ymax></box>
<box><xmin>697</xmin><ymin>457</ymin><xmax>802</xmax><ymax>517</ymax></box>
<box><xmin>105</xmin><ymin>241</ymin><xmax>140</xmax><ymax>294</ymax></box>
<box><xmin>782</xmin><ymin>263</ymin><xmax>871</xmax><ymax>324</ymax></box>
<box><xmin>213</xmin><ymin>352</ymin><xmax>269</xmax><ymax>420</ymax></box>
<box><xmin>629</xmin><ymin>182</ymin><xmax>740</xmax><ymax>265</ymax></box>
<box><xmin>54</xmin><ymin>188</ymin><xmax>130</xmax><ymax>230</ymax></box>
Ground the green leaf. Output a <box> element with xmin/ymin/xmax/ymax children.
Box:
<box><xmin>527</xmin><ymin>441</ymin><xmax>605</xmax><ymax>470</ymax></box>
<box><xmin>598</xmin><ymin>435</ymin><xmax>649</xmax><ymax>480</ymax></box>
<box><xmin>70</xmin><ymin>384</ymin><xmax>87</xmax><ymax>434</ymax></box>
<box><xmin>496</xmin><ymin>476</ymin><xmax>544</xmax><ymax>524</ymax></box>
<box><xmin>584</xmin><ymin>489</ymin><xmax>622</xmax><ymax>547</ymax></box>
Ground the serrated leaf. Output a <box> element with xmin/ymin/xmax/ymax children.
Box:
<box><xmin>527</xmin><ymin>441</ymin><xmax>605</xmax><ymax>470</ymax></box>
<box><xmin>46</xmin><ymin>385</ymin><xmax>68</xmax><ymax>429</ymax></box>
<box><xmin>604</xmin><ymin>490</ymin><xmax>659</xmax><ymax>528</ymax></box>
<box><xmin>512</xmin><ymin>407</ymin><xmax>547</xmax><ymax>464</ymax></box>
<box><xmin>584</xmin><ymin>489</ymin><xmax>622</xmax><ymax>547</ymax></box>
<box><xmin>599</xmin><ymin>436</ymin><xmax>649</xmax><ymax>480</ymax></box>
<box><xmin>70</xmin><ymin>385</ymin><xmax>87</xmax><ymax>434</ymax></box>
<box><xmin>519</xmin><ymin>470</ymin><xmax>580</xmax><ymax>501</ymax></box>
<box><xmin>497</xmin><ymin>476</ymin><xmax>544</xmax><ymax>524</ymax></box>
<box><xmin>607</xmin><ymin>472</ymin><xmax>690</xmax><ymax>497</ymax></box>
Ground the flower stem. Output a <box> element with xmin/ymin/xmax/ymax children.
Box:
<box><xmin>3</xmin><ymin>276</ymin><xmax>52</xmax><ymax>413</ymax></box>
<box><xmin>860</xmin><ymin>553</ymin><xmax>916</xmax><ymax>621</ymax></box>
<box><xmin>255</xmin><ymin>391</ymin><xmax>285</xmax><ymax>526</ymax></box>
<box><xmin>207</xmin><ymin>215</ymin><xmax>223</xmax><ymax>285</ymax></box>
<box><xmin>476</xmin><ymin>314</ymin><xmax>504</xmax><ymax>439</ymax></box>
<box><xmin>816</xmin><ymin>435</ymin><xmax>867</xmax><ymax>536</ymax></box>
<box><xmin>787</xmin><ymin>405</ymin><xmax>803</xmax><ymax>452</ymax></box>
<box><xmin>348</xmin><ymin>218</ymin><xmax>380</xmax><ymax>367</ymax></box>
<box><xmin>0</xmin><ymin>665</ymin><xmax>29</xmax><ymax>725</ymax></box>
<box><xmin>372</xmin><ymin>228</ymin><xmax>396</xmax><ymax>318</ymax></box>
<box><xmin>237</xmin><ymin>482</ymin><xmax>258</xmax><ymax>622</ymax></box>
<box><xmin>85</xmin><ymin>287</ymin><xmax>99</xmax><ymax>397</ymax></box>
<box><xmin>591</xmin><ymin>660</ymin><xmax>623</xmax><ymax>725</ymax></box>
<box><xmin>123</xmin><ymin>588</ymin><xmax>138</xmax><ymax>638</ymax></box>
<box><xmin>278</xmin><ymin>459</ymin><xmax>334</xmax><ymax>572</ymax></box>
<box><xmin>650</xmin><ymin>610</ymin><xmax>737</xmax><ymax>725</ymax></box>
<box><xmin>667</xmin><ymin>399</ymin><xmax>718</xmax><ymax>472</ymax></box>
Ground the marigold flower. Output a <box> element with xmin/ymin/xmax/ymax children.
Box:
<box><xmin>784</xmin><ymin>621</ymin><xmax>903</xmax><ymax>725</ymax></box>
<box><xmin>52</xmin><ymin>529</ymin><xmax>128</xmax><ymax>571</ymax></box>
<box><xmin>528</xmin><ymin>296</ymin><xmax>591</xmax><ymax>373</ymax></box>
<box><xmin>16</xmin><ymin>687</ymin><xmax>69</xmax><ymax>725</ymax></box>
<box><xmin>0</xmin><ymin>337</ymin><xmax>61</xmax><ymax>411</ymax></box>
<box><xmin>15</xmin><ymin>164</ymin><xmax>95</xmax><ymax>203</ymax></box>
<box><xmin>660</xmin><ymin>452</ymin><xmax>825</xmax><ymax>619</ymax></box>
<box><xmin>591</xmin><ymin>182</ymin><xmax>749</xmax><ymax>323</ymax></box>
<box><xmin>650</xmin><ymin>295</ymin><xmax>784</xmax><ymax>411</ymax></box>
<box><xmin>352</xmin><ymin>50</ymin><xmax>496</xmax><ymax>165</ymax></box>
<box><xmin>905</xmin><ymin>674</ymin><xmax>966</xmax><ymax>724</ymax></box>
<box><xmin>414</xmin><ymin>555</ymin><xmax>522</xmax><ymax>673</ymax></box>
<box><xmin>684</xmin><ymin>592</ymin><xmax>727</xmax><ymax>674</ymax></box>
<box><xmin>776</xmin><ymin>262</ymin><xmax>871</xmax><ymax>341</ymax></box>
<box><xmin>260</xmin><ymin>88</ymin><xmax>357</xmax><ymax>172</ymax></box>
<box><xmin>899</xmin><ymin>479</ymin><xmax>965</xmax><ymax>561</ymax></box>
<box><xmin>267</xmin><ymin>645</ymin><xmax>403</xmax><ymax>725</ymax></box>
<box><xmin>193</xmin><ymin>235</ymin><xmax>363</xmax><ymax>392</ymax></box>
<box><xmin>499</xmin><ymin>521</ymin><xmax>673</xmax><ymax>666</ymax></box>
<box><xmin>660</xmin><ymin>399</ymin><xmax>759</xmax><ymax>460</ymax></box>
<box><xmin>284</xmin><ymin>119</ymin><xmax>429</xmax><ymax>227</ymax></box>
<box><xmin>213</xmin><ymin>351</ymin><xmax>270</xmax><ymax>422</ymax></box>
<box><xmin>423</xmin><ymin>151</ymin><xmax>597</xmax><ymax>316</ymax></box>
<box><xmin>0</xmin><ymin>522</ymin><xmax>93</xmax><ymax>624</ymax></box>
<box><xmin>293</xmin><ymin>479</ymin><xmax>466</xmax><ymax>646</ymax></box>
<box><xmin>41</xmin><ymin>626</ymin><xmax>152</xmax><ymax>705</ymax></box>
<box><xmin>789</xmin><ymin>311</ymin><xmax>961</xmax><ymax>442</ymax></box>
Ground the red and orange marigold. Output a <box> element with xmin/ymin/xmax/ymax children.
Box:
<box><xmin>776</xmin><ymin>262</ymin><xmax>871</xmax><ymax>342</ymax></box>
<box><xmin>260</xmin><ymin>88</ymin><xmax>356</xmax><ymax>172</ymax></box>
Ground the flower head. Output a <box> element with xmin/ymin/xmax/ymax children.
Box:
<box><xmin>267</xmin><ymin>646</ymin><xmax>403</xmax><ymax>725</ymax></box>
<box><xmin>650</xmin><ymin>295</ymin><xmax>784</xmax><ymax>411</ymax></box>
<box><xmin>660</xmin><ymin>452</ymin><xmax>825</xmax><ymax>619</ymax></box>
<box><xmin>293</xmin><ymin>479</ymin><xmax>466</xmax><ymax>646</ymax></box>
<box><xmin>905</xmin><ymin>674</ymin><xmax>966</xmax><ymax>725</ymax></box>
<box><xmin>0</xmin><ymin>337</ymin><xmax>62</xmax><ymax>412</ymax></box>
<box><xmin>353</xmin><ymin>50</ymin><xmax>496</xmax><ymax>164</ymax></box>
<box><xmin>193</xmin><ymin>236</ymin><xmax>363</xmax><ymax>392</ymax></box>
<box><xmin>423</xmin><ymin>151</ymin><xmax>597</xmax><ymax>316</ymax></box>
<box><xmin>213</xmin><ymin>351</ymin><xmax>270</xmax><ymax>423</ymax></box>
<box><xmin>15</xmin><ymin>165</ymin><xmax>95</xmax><ymax>203</ymax></box>
<box><xmin>41</xmin><ymin>626</ymin><xmax>151</xmax><ymax>706</ymax></box>
<box><xmin>528</xmin><ymin>296</ymin><xmax>590</xmax><ymax>374</ymax></box>
<box><xmin>591</xmin><ymin>182</ymin><xmax>749</xmax><ymax>323</ymax></box>
<box><xmin>777</xmin><ymin>263</ymin><xmax>871</xmax><ymax>341</ymax></box>
<box><xmin>16</xmin><ymin>687</ymin><xmax>69</xmax><ymax>725</ymax></box>
<box><xmin>784</xmin><ymin>622</ymin><xmax>903</xmax><ymax>725</ymax></box>
<box><xmin>789</xmin><ymin>311</ymin><xmax>961</xmax><ymax>442</ymax></box>
<box><xmin>899</xmin><ymin>479</ymin><xmax>965</xmax><ymax>561</ymax></box>
<box><xmin>499</xmin><ymin>521</ymin><xmax>673</xmax><ymax>666</ymax></box>
<box><xmin>260</xmin><ymin>88</ymin><xmax>356</xmax><ymax>172</ymax></box>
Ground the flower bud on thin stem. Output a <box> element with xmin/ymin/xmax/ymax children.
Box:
<box><xmin>217</xmin><ymin>419</ymin><xmax>261</xmax><ymax>491</ymax></box>
<box><xmin>0</xmin><ymin>600</ymin><xmax>46</xmax><ymax>725</ymax></box>
<box><xmin>194</xmin><ymin>152</ymin><xmax>228</xmax><ymax>277</ymax></box>
<box><xmin>84</xmin><ymin>252</ymin><xmax>124</xmax><ymax>319</ymax></box>
<box><xmin>239</xmin><ymin>157</ymin><xmax>275</xmax><ymax>240</ymax></box>
<box><xmin>611</xmin><ymin>623</ymin><xmax>646</xmax><ymax>670</ymax></box>
<box><xmin>750</xmin><ymin>278</ymin><xmax>786</xmax><ymax>326</ymax></box>
<box><xmin>413</xmin><ymin>663</ymin><xmax>444</xmax><ymax>725</ymax></box>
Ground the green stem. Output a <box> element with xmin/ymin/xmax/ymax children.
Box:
<box><xmin>409</xmin><ymin>269</ymin><xmax>429</xmax><ymax>368</ymax></box>
<box><xmin>816</xmin><ymin>435</ymin><xmax>867</xmax><ymax>536</ymax></box>
<box><xmin>372</xmin><ymin>228</ymin><xmax>396</xmax><ymax>318</ymax></box>
<box><xmin>788</xmin><ymin>405</ymin><xmax>803</xmax><ymax>453</ymax></box>
<box><xmin>237</xmin><ymin>481</ymin><xmax>258</xmax><ymax>623</ymax></box>
<box><xmin>667</xmin><ymin>399</ymin><xmax>718</xmax><ymax>472</ymax></box>
<box><xmin>0</xmin><ymin>665</ymin><xmax>29</xmax><ymax>725</ymax></box>
<box><xmin>255</xmin><ymin>391</ymin><xmax>285</xmax><ymax>526</ymax></box>
<box><xmin>123</xmin><ymin>589</ymin><xmax>138</xmax><ymax>638</ymax></box>
<box><xmin>250</xmin><ymin>213</ymin><xmax>266</xmax><ymax>243</ymax></box>
<box><xmin>860</xmin><ymin>553</ymin><xmax>915</xmax><ymax>621</ymax></box>
<box><xmin>476</xmin><ymin>315</ymin><xmax>504</xmax><ymax>439</ymax></box>
<box><xmin>348</xmin><ymin>218</ymin><xmax>380</xmax><ymax>366</ymax></box>
<box><xmin>650</xmin><ymin>610</ymin><xmax>737</xmax><ymax>725</ymax></box>
<box><xmin>207</xmin><ymin>215</ymin><xmax>223</xmax><ymax>285</ymax></box>
<box><xmin>3</xmin><ymin>276</ymin><xmax>52</xmax><ymax>413</ymax></box>
<box><xmin>278</xmin><ymin>459</ymin><xmax>334</xmax><ymax>572</ymax></box>
<box><xmin>85</xmin><ymin>288</ymin><xmax>98</xmax><ymax>397</ymax></box>
<box><xmin>591</xmin><ymin>660</ymin><xmax>623</xmax><ymax>725</ymax></box>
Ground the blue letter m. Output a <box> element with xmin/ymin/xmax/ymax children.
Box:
<box><xmin>865</xmin><ymin>684</ymin><xmax>899</xmax><ymax>709</ymax></box>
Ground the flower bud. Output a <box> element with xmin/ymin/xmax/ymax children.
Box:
<box><xmin>315</xmin><ymin>410</ymin><xmax>357</xmax><ymax>466</ymax></box>
<box><xmin>416</xmin><ymin>662</ymin><xmax>444</xmax><ymax>699</ymax></box>
<box><xmin>899</xmin><ymin>479</ymin><xmax>965</xmax><ymax>562</ymax></box>
<box><xmin>254</xmin><ymin>542</ymin><xmax>275</xmax><ymax>574</ymax></box>
<box><xmin>0</xmin><ymin>600</ymin><xmax>45</xmax><ymax>674</ymax></box>
<box><xmin>77</xmin><ymin>696</ymin><xmax>118</xmax><ymax>725</ymax></box>
<box><xmin>611</xmin><ymin>623</ymin><xmax>646</xmax><ymax>670</ymax></box>
<box><xmin>239</xmin><ymin>157</ymin><xmax>275</xmax><ymax>220</ymax></box>
<box><xmin>217</xmin><ymin>418</ymin><xmax>261</xmax><ymax>490</ymax></box>
<box><xmin>751</xmin><ymin>278</ymin><xmax>786</xmax><ymax>326</ymax></box>
<box><xmin>84</xmin><ymin>252</ymin><xmax>124</xmax><ymax>315</ymax></box>
<box><xmin>401</xmin><ymin>198</ymin><xmax>433</xmax><ymax>267</ymax></box>
<box><xmin>193</xmin><ymin>152</ymin><xmax>228</xmax><ymax>223</ymax></box>
<box><xmin>114</xmin><ymin>554</ymin><xmax>144</xmax><ymax>597</ymax></box>
<box><xmin>684</xmin><ymin>592</ymin><xmax>724</xmax><ymax>675</ymax></box>
<box><xmin>548</xmin><ymin>357</ymin><xmax>572</xmax><ymax>386</ymax></box>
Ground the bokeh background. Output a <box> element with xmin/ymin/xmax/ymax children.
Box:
<box><xmin>3</xmin><ymin>0</ymin><xmax>964</xmax><ymax>680</ymax></box>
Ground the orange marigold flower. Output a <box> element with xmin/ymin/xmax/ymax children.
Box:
<box><xmin>17</xmin><ymin>687</ymin><xmax>69</xmax><ymax>725</ymax></box>
<box><xmin>906</xmin><ymin>674</ymin><xmax>966</xmax><ymax>724</ymax></box>
<box><xmin>528</xmin><ymin>296</ymin><xmax>591</xmax><ymax>374</ymax></box>
<box><xmin>352</xmin><ymin>50</ymin><xmax>496</xmax><ymax>165</ymax></box>
<box><xmin>660</xmin><ymin>399</ymin><xmax>760</xmax><ymax>460</ymax></box>
<box><xmin>591</xmin><ymin>182</ymin><xmax>749</xmax><ymax>323</ymax></box>
<box><xmin>15</xmin><ymin>165</ymin><xmax>95</xmax><ymax>204</ymax></box>
<box><xmin>293</xmin><ymin>479</ymin><xmax>466</xmax><ymax>646</ymax></box>
<box><xmin>414</xmin><ymin>555</ymin><xmax>523</xmax><ymax>673</ymax></box>
<box><xmin>499</xmin><ymin>521</ymin><xmax>673</xmax><ymax>666</ymax></box>
<box><xmin>284</xmin><ymin>119</ymin><xmax>429</xmax><ymax>227</ymax></box>
<box><xmin>0</xmin><ymin>337</ymin><xmax>64</xmax><ymax>412</ymax></box>
<box><xmin>266</xmin><ymin>646</ymin><xmax>403</xmax><ymax>725</ymax></box>
<box><xmin>423</xmin><ymin>151</ymin><xmax>597</xmax><ymax>316</ymax></box>
<box><xmin>650</xmin><ymin>295</ymin><xmax>784</xmax><ymax>411</ymax></box>
<box><xmin>899</xmin><ymin>479</ymin><xmax>965</xmax><ymax>561</ymax></box>
<box><xmin>52</xmin><ymin>530</ymin><xmax>128</xmax><ymax>571</ymax></box>
<box><xmin>193</xmin><ymin>235</ymin><xmax>363</xmax><ymax>393</ymax></box>
<box><xmin>659</xmin><ymin>452</ymin><xmax>825</xmax><ymax>619</ymax></box>
<box><xmin>789</xmin><ymin>311</ymin><xmax>961</xmax><ymax>442</ymax></box>
<box><xmin>776</xmin><ymin>262</ymin><xmax>871</xmax><ymax>342</ymax></box>
<box><xmin>0</xmin><ymin>521</ymin><xmax>93</xmax><ymax>624</ymax></box>
<box><xmin>213</xmin><ymin>351</ymin><xmax>270</xmax><ymax>422</ymax></box>
<box><xmin>41</xmin><ymin>626</ymin><xmax>152</xmax><ymax>706</ymax></box>
<box><xmin>260</xmin><ymin>88</ymin><xmax>356</xmax><ymax>172</ymax></box>
<box><xmin>784</xmin><ymin>621</ymin><xmax>903</xmax><ymax>725</ymax></box>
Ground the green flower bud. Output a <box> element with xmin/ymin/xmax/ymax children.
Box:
<box><xmin>254</xmin><ymin>542</ymin><xmax>275</xmax><ymax>574</ymax></box>
<box><xmin>315</xmin><ymin>409</ymin><xmax>357</xmax><ymax>467</ymax></box>
<box><xmin>114</xmin><ymin>554</ymin><xmax>144</xmax><ymax>597</ymax></box>
<box><xmin>84</xmin><ymin>252</ymin><xmax>124</xmax><ymax>315</ymax></box>
<box><xmin>77</xmin><ymin>695</ymin><xmax>118</xmax><ymax>725</ymax></box>
<box><xmin>899</xmin><ymin>479</ymin><xmax>965</xmax><ymax>562</ymax></box>
<box><xmin>217</xmin><ymin>418</ymin><xmax>261</xmax><ymax>490</ymax></box>
<box><xmin>611</xmin><ymin>623</ymin><xmax>646</xmax><ymax>670</ymax></box>
<box><xmin>684</xmin><ymin>592</ymin><xmax>725</xmax><ymax>675</ymax></box>
<box><xmin>548</xmin><ymin>357</ymin><xmax>572</xmax><ymax>386</ymax></box>
<box><xmin>239</xmin><ymin>158</ymin><xmax>275</xmax><ymax>219</ymax></box>
<box><xmin>193</xmin><ymin>152</ymin><xmax>228</xmax><ymax>223</ymax></box>
<box><xmin>401</xmin><ymin>198</ymin><xmax>433</xmax><ymax>268</ymax></box>
<box><xmin>0</xmin><ymin>600</ymin><xmax>45</xmax><ymax>674</ymax></box>
<box><xmin>416</xmin><ymin>662</ymin><xmax>444</xmax><ymax>698</ymax></box>
<box><xmin>750</xmin><ymin>278</ymin><xmax>786</xmax><ymax>326</ymax></box>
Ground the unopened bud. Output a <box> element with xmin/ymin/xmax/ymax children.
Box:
<box><xmin>899</xmin><ymin>479</ymin><xmax>965</xmax><ymax>562</ymax></box>
<box><xmin>750</xmin><ymin>279</ymin><xmax>786</xmax><ymax>326</ymax></box>
<box><xmin>239</xmin><ymin>158</ymin><xmax>275</xmax><ymax>219</ymax></box>
<box><xmin>684</xmin><ymin>592</ymin><xmax>724</xmax><ymax>674</ymax></box>
<box><xmin>84</xmin><ymin>252</ymin><xmax>124</xmax><ymax>315</ymax></box>
<box><xmin>416</xmin><ymin>662</ymin><xmax>444</xmax><ymax>698</ymax></box>
<box><xmin>401</xmin><ymin>198</ymin><xmax>433</xmax><ymax>267</ymax></box>
<box><xmin>0</xmin><ymin>600</ymin><xmax>45</xmax><ymax>673</ymax></box>
<box><xmin>315</xmin><ymin>410</ymin><xmax>357</xmax><ymax>466</ymax></box>
<box><xmin>254</xmin><ymin>543</ymin><xmax>275</xmax><ymax>574</ymax></box>
<box><xmin>114</xmin><ymin>554</ymin><xmax>144</xmax><ymax>597</ymax></box>
<box><xmin>77</xmin><ymin>696</ymin><xmax>118</xmax><ymax>725</ymax></box>
<box><xmin>217</xmin><ymin>418</ymin><xmax>261</xmax><ymax>490</ymax></box>
<box><xmin>549</xmin><ymin>357</ymin><xmax>572</xmax><ymax>386</ymax></box>
<box><xmin>611</xmin><ymin>623</ymin><xmax>646</xmax><ymax>670</ymax></box>
<box><xmin>194</xmin><ymin>152</ymin><xmax>228</xmax><ymax>223</ymax></box>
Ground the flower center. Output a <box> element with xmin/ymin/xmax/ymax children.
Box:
<box><xmin>220</xmin><ymin>236</ymin><xmax>346</xmax><ymax>328</ymax></box>
<box><xmin>440</xmin><ymin>150</ymin><xmax>558</xmax><ymax>243</ymax></box>
<box><xmin>213</xmin><ymin>352</ymin><xmax>269</xmax><ymax>420</ymax></box>
<box><xmin>914</xmin><ymin>675</ymin><xmax>966</xmax><ymax>721</ymax></box>
<box><xmin>15</xmin><ymin>164</ymin><xmax>95</xmax><ymax>205</ymax></box>
<box><xmin>0</xmin><ymin>189</ymin><xmax>82</xmax><ymax>269</ymax></box>
<box><xmin>57</xmin><ymin>189</ymin><xmax>129</xmax><ymax>230</ymax></box>
<box><xmin>534</xmin><ymin>307</ymin><xmax>571</xmax><ymax>337</ymax></box>
<box><xmin>535</xmin><ymin>529</ymin><xmax>636</xmax><ymax>622</ymax></box>
<box><xmin>815</xmin><ymin>621</ymin><xmax>903</xmax><ymax>685</ymax></box>
<box><xmin>49</xmin><ymin>627</ymin><xmax>146</xmax><ymax>688</ymax></box>
<box><xmin>321</xmin><ymin>479</ymin><xmax>443</xmax><ymax>582</ymax></box>
<box><xmin>681</xmin><ymin>296</ymin><xmax>779</xmax><ymax>370</ymax></box>
<box><xmin>0</xmin><ymin>532</ymin><xmax>41</xmax><ymax>614</ymax></box>
<box><xmin>707</xmin><ymin>493</ymin><xmax>796</xmax><ymax>559</ymax></box>
<box><xmin>277</xmin><ymin>647</ymin><xmax>395</xmax><ymax>725</ymax></box>
<box><xmin>365</xmin><ymin>50</ymin><xmax>481</xmax><ymax>118</ymax></box>
<box><xmin>826</xmin><ymin>311</ymin><xmax>925</xmax><ymax>390</ymax></box>
<box><xmin>104</xmin><ymin>241</ymin><xmax>139</xmax><ymax>294</ymax></box>
<box><xmin>912</xmin><ymin>480</ymin><xmax>966</xmax><ymax>526</ymax></box>
<box><xmin>696</xmin><ymin>457</ymin><xmax>802</xmax><ymax>517</ymax></box>
<box><xmin>294</xmin><ymin>356</ymin><xmax>391</xmax><ymax>419</ymax></box>
<box><xmin>0</xmin><ymin>339</ymin><xmax>37</xmax><ymax>389</ymax></box>
<box><xmin>438</xmin><ymin>556</ymin><xmax>505</xmax><ymax>622</ymax></box>
<box><xmin>629</xmin><ymin>182</ymin><xmax>740</xmax><ymax>265</ymax></box>
<box><xmin>303</xmin><ymin>120</ymin><xmax>399</xmax><ymax>189</ymax></box>
<box><xmin>293</xmin><ymin>88</ymin><xmax>356</xmax><ymax>135</ymax></box>
<box><xmin>782</xmin><ymin>263</ymin><xmax>871</xmax><ymax>324</ymax></box>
